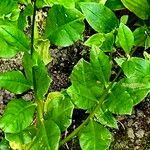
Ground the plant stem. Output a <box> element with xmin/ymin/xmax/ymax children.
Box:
<box><xmin>31</xmin><ymin>0</ymin><xmax>36</xmax><ymax>55</ymax></box>
<box><xmin>60</xmin><ymin>46</ymin><xmax>138</xmax><ymax>146</ymax></box>
<box><xmin>59</xmin><ymin>70</ymin><xmax>120</xmax><ymax>146</ymax></box>
<box><xmin>30</xmin><ymin>0</ymin><xmax>44</xmax><ymax>123</ymax></box>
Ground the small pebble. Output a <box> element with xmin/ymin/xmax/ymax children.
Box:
<box><xmin>127</xmin><ymin>128</ymin><xmax>135</xmax><ymax>139</ymax></box>
<box><xmin>135</xmin><ymin>129</ymin><xmax>145</xmax><ymax>138</ymax></box>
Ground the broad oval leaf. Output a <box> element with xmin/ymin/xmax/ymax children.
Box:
<box><xmin>67</xmin><ymin>48</ymin><xmax>111</xmax><ymax>109</ymax></box>
<box><xmin>79</xmin><ymin>120</ymin><xmax>112</xmax><ymax>150</ymax></box>
<box><xmin>44</xmin><ymin>92</ymin><xmax>74</xmax><ymax>131</ymax></box>
<box><xmin>106</xmin><ymin>80</ymin><xmax>133</xmax><ymax>115</ymax></box>
<box><xmin>67</xmin><ymin>59</ymin><xmax>104</xmax><ymax>109</ymax></box>
<box><xmin>133</xmin><ymin>26</ymin><xmax>147</xmax><ymax>47</ymax></box>
<box><xmin>119</xmin><ymin>57</ymin><xmax>150</xmax><ymax>105</ymax></box>
<box><xmin>0</xmin><ymin>71</ymin><xmax>31</xmax><ymax>94</ymax></box>
<box><xmin>0</xmin><ymin>37</ymin><xmax>18</xmax><ymax>58</ymax></box>
<box><xmin>84</xmin><ymin>32</ymin><xmax>114</xmax><ymax>52</ymax></box>
<box><xmin>121</xmin><ymin>0</ymin><xmax>150</xmax><ymax>20</ymax></box>
<box><xmin>105</xmin><ymin>0</ymin><xmax>125</xmax><ymax>10</ymax></box>
<box><xmin>100</xmin><ymin>32</ymin><xmax>114</xmax><ymax>52</ymax></box>
<box><xmin>5</xmin><ymin>126</ymin><xmax>36</xmax><ymax>145</ymax></box>
<box><xmin>117</xmin><ymin>23</ymin><xmax>134</xmax><ymax>54</ymax></box>
<box><xmin>0</xmin><ymin>99</ymin><xmax>36</xmax><ymax>133</ymax></box>
<box><xmin>90</xmin><ymin>47</ymin><xmax>112</xmax><ymax>86</ymax></box>
<box><xmin>121</xmin><ymin>78</ymin><xmax>150</xmax><ymax>105</ymax></box>
<box><xmin>45</xmin><ymin>5</ymin><xmax>85</xmax><ymax>47</ymax></box>
<box><xmin>121</xmin><ymin>57</ymin><xmax>150</xmax><ymax>78</ymax></box>
<box><xmin>0</xmin><ymin>25</ymin><xmax>30</xmax><ymax>51</ymax></box>
<box><xmin>25</xmin><ymin>120</ymin><xmax>60</xmax><ymax>150</ymax></box>
<box><xmin>84</xmin><ymin>33</ymin><xmax>105</xmax><ymax>47</ymax></box>
<box><xmin>95</xmin><ymin>108</ymin><xmax>118</xmax><ymax>128</ymax></box>
<box><xmin>80</xmin><ymin>2</ymin><xmax>118</xmax><ymax>33</ymax></box>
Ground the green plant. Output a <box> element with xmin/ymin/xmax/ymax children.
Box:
<box><xmin>0</xmin><ymin>0</ymin><xmax>150</xmax><ymax>149</ymax></box>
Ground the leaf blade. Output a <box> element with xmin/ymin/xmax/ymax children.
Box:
<box><xmin>45</xmin><ymin>5</ymin><xmax>85</xmax><ymax>47</ymax></box>
<box><xmin>0</xmin><ymin>71</ymin><xmax>31</xmax><ymax>94</ymax></box>
<box><xmin>79</xmin><ymin>120</ymin><xmax>112</xmax><ymax>150</ymax></box>
<box><xmin>80</xmin><ymin>2</ymin><xmax>118</xmax><ymax>33</ymax></box>
<box><xmin>0</xmin><ymin>99</ymin><xmax>36</xmax><ymax>133</ymax></box>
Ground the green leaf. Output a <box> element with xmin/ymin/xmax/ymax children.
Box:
<box><xmin>121</xmin><ymin>78</ymin><xmax>150</xmax><ymax>105</ymax></box>
<box><xmin>105</xmin><ymin>0</ymin><xmax>124</xmax><ymax>10</ymax></box>
<box><xmin>115</xmin><ymin>57</ymin><xmax>126</xmax><ymax>67</ymax></box>
<box><xmin>106</xmin><ymin>81</ymin><xmax>133</xmax><ymax>115</ymax></box>
<box><xmin>95</xmin><ymin>109</ymin><xmax>118</xmax><ymax>128</ymax></box>
<box><xmin>133</xmin><ymin>26</ymin><xmax>147</xmax><ymax>47</ymax></box>
<box><xmin>22</xmin><ymin>52</ymin><xmax>33</xmax><ymax>84</ymax></box>
<box><xmin>44</xmin><ymin>92</ymin><xmax>74</xmax><ymax>131</ymax></box>
<box><xmin>45</xmin><ymin>5</ymin><xmax>84</xmax><ymax>47</ymax></box>
<box><xmin>32</xmin><ymin>52</ymin><xmax>52</xmax><ymax>100</ymax></box>
<box><xmin>25</xmin><ymin>120</ymin><xmax>60</xmax><ymax>150</ymax></box>
<box><xmin>145</xmin><ymin>36</ymin><xmax>150</xmax><ymax>50</ymax></box>
<box><xmin>84</xmin><ymin>32</ymin><xmax>114</xmax><ymax>52</ymax></box>
<box><xmin>0</xmin><ymin>139</ymin><xmax>10</xmax><ymax>150</ymax></box>
<box><xmin>67</xmin><ymin>59</ymin><xmax>102</xmax><ymax>109</ymax></box>
<box><xmin>0</xmin><ymin>37</ymin><xmax>18</xmax><ymax>58</ymax></box>
<box><xmin>49</xmin><ymin>0</ymin><xmax>76</xmax><ymax>8</ymax></box>
<box><xmin>36</xmin><ymin>0</ymin><xmax>49</xmax><ymax>8</ymax></box>
<box><xmin>37</xmin><ymin>0</ymin><xmax>76</xmax><ymax>8</ymax></box>
<box><xmin>0</xmin><ymin>71</ymin><xmax>31</xmax><ymax>94</ymax></box>
<box><xmin>0</xmin><ymin>25</ymin><xmax>30</xmax><ymax>51</ymax></box>
<box><xmin>0</xmin><ymin>99</ymin><xmax>36</xmax><ymax>133</ymax></box>
<box><xmin>80</xmin><ymin>2</ymin><xmax>118</xmax><ymax>33</ymax></box>
<box><xmin>19</xmin><ymin>0</ymin><xmax>31</xmax><ymax>5</ymax></box>
<box><xmin>33</xmin><ymin>66</ymin><xmax>51</xmax><ymax>100</ymax></box>
<box><xmin>121</xmin><ymin>0</ymin><xmax>150</xmax><ymax>20</ymax></box>
<box><xmin>0</xmin><ymin>0</ymin><xmax>18</xmax><ymax>17</ymax></box>
<box><xmin>120</xmin><ymin>15</ymin><xmax>128</xmax><ymax>24</ymax></box>
<box><xmin>18</xmin><ymin>4</ymin><xmax>33</xmax><ymax>30</ymax></box>
<box><xmin>84</xmin><ymin>33</ymin><xmax>105</xmax><ymax>47</ymax></box>
<box><xmin>67</xmin><ymin>48</ymin><xmax>111</xmax><ymax>109</ymax></box>
<box><xmin>5</xmin><ymin>126</ymin><xmax>36</xmax><ymax>145</ymax></box>
<box><xmin>119</xmin><ymin>57</ymin><xmax>150</xmax><ymax>105</ymax></box>
<box><xmin>121</xmin><ymin>57</ymin><xmax>150</xmax><ymax>78</ymax></box>
<box><xmin>100</xmin><ymin>32</ymin><xmax>114</xmax><ymax>52</ymax></box>
<box><xmin>34</xmin><ymin>39</ymin><xmax>52</xmax><ymax>65</ymax></box>
<box><xmin>90</xmin><ymin>47</ymin><xmax>112</xmax><ymax>86</ymax></box>
<box><xmin>117</xmin><ymin>23</ymin><xmax>134</xmax><ymax>54</ymax></box>
<box><xmin>79</xmin><ymin>120</ymin><xmax>112</xmax><ymax>150</ymax></box>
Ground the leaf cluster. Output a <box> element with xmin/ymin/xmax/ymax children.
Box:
<box><xmin>0</xmin><ymin>0</ymin><xmax>150</xmax><ymax>150</ymax></box>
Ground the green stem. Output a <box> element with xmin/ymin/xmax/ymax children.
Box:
<box><xmin>31</xmin><ymin>0</ymin><xmax>36</xmax><ymax>55</ymax></box>
<box><xmin>59</xmin><ymin>72</ymin><xmax>118</xmax><ymax>146</ymax></box>
<box><xmin>60</xmin><ymin>46</ymin><xmax>138</xmax><ymax>146</ymax></box>
<box><xmin>30</xmin><ymin>0</ymin><xmax>44</xmax><ymax>123</ymax></box>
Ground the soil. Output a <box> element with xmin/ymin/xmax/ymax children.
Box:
<box><xmin>0</xmin><ymin>43</ymin><xmax>150</xmax><ymax>149</ymax></box>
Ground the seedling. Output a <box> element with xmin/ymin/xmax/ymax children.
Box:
<box><xmin>0</xmin><ymin>0</ymin><xmax>150</xmax><ymax>149</ymax></box>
